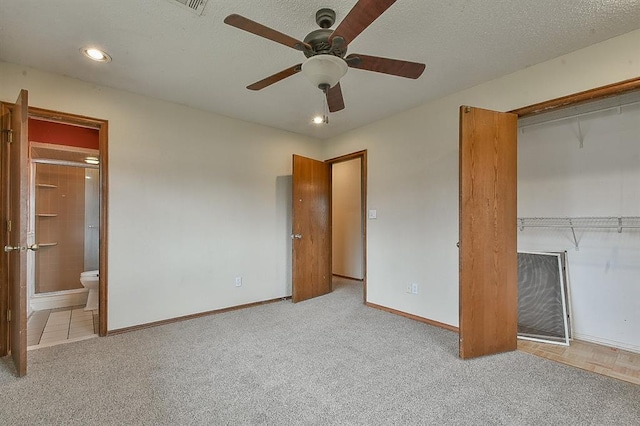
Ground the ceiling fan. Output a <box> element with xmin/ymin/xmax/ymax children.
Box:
<box><xmin>224</xmin><ymin>0</ymin><xmax>426</xmax><ymax>114</ymax></box>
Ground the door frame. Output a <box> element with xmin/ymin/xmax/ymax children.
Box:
<box><xmin>8</xmin><ymin>105</ymin><xmax>109</xmax><ymax>337</ymax></box>
<box><xmin>458</xmin><ymin>76</ymin><xmax>640</xmax><ymax>356</ymax></box>
<box><xmin>510</xmin><ymin>76</ymin><xmax>640</xmax><ymax>118</ymax></box>
<box><xmin>325</xmin><ymin>150</ymin><xmax>368</xmax><ymax>303</ymax></box>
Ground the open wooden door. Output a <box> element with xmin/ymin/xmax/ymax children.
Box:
<box><xmin>0</xmin><ymin>90</ymin><xmax>29</xmax><ymax>376</ymax></box>
<box><xmin>292</xmin><ymin>155</ymin><xmax>331</xmax><ymax>302</ymax></box>
<box><xmin>459</xmin><ymin>106</ymin><xmax>518</xmax><ymax>359</ymax></box>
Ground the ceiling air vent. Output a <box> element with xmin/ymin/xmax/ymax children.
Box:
<box><xmin>170</xmin><ymin>0</ymin><xmax>208</xmax><ymax>15</ymax></box>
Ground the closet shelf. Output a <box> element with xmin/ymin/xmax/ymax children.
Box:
<box><xmin>517</xmin><ymin>216</ymin><xmax>640</xmax><ymax>250</ymax></box>
<box><xmin>36</xmin><ymin>213</ymin><xmax>58</xmax><ymax>217</ymax></box>
<box><xmin>36</xmin><ymin>183</ymin><xmax>57</xmax><ymax>188</ymax></box>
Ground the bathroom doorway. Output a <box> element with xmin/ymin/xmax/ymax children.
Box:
<box><xmin>27</xmin><ymin>143</ymin><xmax>100</xmax><ymax>346</ymax></box>
<box><xmin>24</xmin><ymin>110</ymin><xmax>108</xmax><ymax>345</ymax></box>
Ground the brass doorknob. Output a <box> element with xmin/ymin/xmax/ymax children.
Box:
<box><xmin>4</xmin><ymin>245</ymin><xmax>25</xmax><ymax>252</ymax></box>
<box><xmin>27</xmin><ymin>244</ymin><xmax>40</xmax><ymax>251</ymax></box>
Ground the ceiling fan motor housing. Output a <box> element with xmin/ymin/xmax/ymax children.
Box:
<box><xmin>303</xmin><ymin>29</ymin><xmax>347</xmax><ymax>58</ymax></box>
<box><xmin>303</xmin><ymin>9</ymin><xmax>346</xmax><ymax>58</ymax></box>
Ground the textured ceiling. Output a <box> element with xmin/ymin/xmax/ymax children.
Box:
<box><xmin>1</xmin><ymin>0</ymin><xmax>640</xmax><ymax>139</ymax></box>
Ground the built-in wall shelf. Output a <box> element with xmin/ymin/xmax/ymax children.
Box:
<box><xmin>36</xmin><ymin>183</ymin><xmax>57</xmax><ymax>188</ymax></box>
<box><xmin>518</xmin><ymin>216</ymin><xmax>640</xmax><ymax>250</ymax></box>
<box><xmin>37</xmin><ymin>242</ymin><xmax>58</xmax><ymax>247</ymax></box>
<box><xmin>36</xmin><ymin>213</ymin><xmax>58</xmax><ymax>217</ymax></box>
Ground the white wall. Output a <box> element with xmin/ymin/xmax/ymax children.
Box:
<box><xmin>2</xmin><ymin>27</ymin><xmax>640</xmax><ymax>345</ymax></box>
<box><xmin>322</xmin><ymin>29</ymin><xmax>640</xmax><ymax>337</ymax></box>
<box><xmin>332</xmin><ymin>159</ymin><xmax>363</xmax><ymax>279</ymax></box>
<box><xmin>0</xmin><ymin>61</ymin><xmax>321</xmax><ymax>330</ymax></box>
<box><xmin>518</xmin><ymin>103</ymin><xmax>640</xmax><ymax>352</ymax></box>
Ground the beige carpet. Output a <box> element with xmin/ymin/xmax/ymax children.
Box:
<box><xmin>1</xmin><ymin>278</ymin><xmax>639</xmax><ymax>424</ymax></box>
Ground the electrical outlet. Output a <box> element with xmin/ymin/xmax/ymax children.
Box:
<box><xmin>406</xmin><ymin>283</ymin><xmax>412</xmax><ymax>293</ymax></box>
<box><xmin>411</xmin><ymin>283</ymin><xmax>419</xmax><ymax>295</ymax></box>
<box><xmin>235</xmin><ymin>276</ymin><xmax>242</xmax><ymax>287</ymax></box>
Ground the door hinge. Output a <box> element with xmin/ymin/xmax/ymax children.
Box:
<box><xmin>6</xmin><ymin>220</ymin><xmax>11</xmax><ymax>233</ymax></box>
<box><xmin>1</xmin><ymin>129</ymin><xmax>13</xmax><ymax>144</ymax></box>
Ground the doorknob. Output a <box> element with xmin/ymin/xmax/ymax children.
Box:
<box><xmin>291</xmin><ymin>234</ymin><xmax>303</xmax><ymax>240</ymax></box>
<box><xmin>4</xmin><ymin>245</ymin><xmax>25</xmax><ymax>252</ymax></box>
<box><xmin>27</xmin><ymin>243</ymin><xmax>40</xmax><ymax>251</ymax></box>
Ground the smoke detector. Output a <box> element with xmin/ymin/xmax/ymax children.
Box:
<box><xmin>169</xmin><ymin>0</ymin><xmax>208</xmax><ymax>15</ymax></box>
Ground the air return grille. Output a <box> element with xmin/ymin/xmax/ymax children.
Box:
<box><xmin>170</xmin><ymin>0</ymin><xmax>208</xmax><ymax>15</ymax></box>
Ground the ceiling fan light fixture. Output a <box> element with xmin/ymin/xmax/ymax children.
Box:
<box><xmin>301</xmin><ymin>55</ymin><xmax>347</xmax><ymax>89</ymax></box>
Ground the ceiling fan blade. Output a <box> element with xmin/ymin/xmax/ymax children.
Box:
<box><xmin>224</xmin><ymin>14</ymin><xmax>311</xmax><ymax>52</ymax></box>
<box><xmin>326</xmin><ymin>83</ymin><xmax>345</xmax><ymax>112</ymax></box>
<box><xmin>346</xmin><ymin>54</ymin><xmax>425</xmax><ymax>79</ymax></box>
<box><xmin>246</xmin><ymin>64</ymin><xmax>302</xmax><ymax>91</ymax></box>
<box><xmin>329</xmin><ymin>0</ymin><xmax>397</xmax><ymax>46</ymax></box>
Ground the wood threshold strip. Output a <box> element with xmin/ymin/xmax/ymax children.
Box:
<box><xmin>510</xmin><ymin>76</ymin><xmax>640</xmax><ymax>118</ymax></box>
<box><xmin>107</xmin><ymin>296</ymin><xmax>291</xmax><ymax>336</ymax></box>
<box><xmin>366</xmin><ymin>302</ymin><xmax>459</xmax><ymax>332</ymax></box>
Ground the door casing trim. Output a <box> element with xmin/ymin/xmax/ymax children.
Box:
<box><xmin>326</xmin><ymin>150</ymin><xmax>368</xmax><ymax>303</ymax></box>
<box><xmin>26</xmin><ymin>107</ymin><xmax>109</xmax><ymax>336</ymax></box>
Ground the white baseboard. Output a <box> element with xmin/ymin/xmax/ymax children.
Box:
<box><xmin>573</xmin><ymin>333</ymin><xmax>640</xmax><ymax>354</ymax></box>
<box><xmin>30</xmin><ymin>289</ymin><xmax>88</xmax><ymax>311</ymax></box>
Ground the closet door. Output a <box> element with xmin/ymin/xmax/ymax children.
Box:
<box><xmin>458</xmin><ymin>106</ymin><xmax>518</xmax><ymax>359</ymax></box>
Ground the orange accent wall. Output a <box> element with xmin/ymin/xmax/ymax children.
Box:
<box><xmin>29</xmin><ymin>118</ymin><xmax>99</xmax><ymax>150</ymax></box>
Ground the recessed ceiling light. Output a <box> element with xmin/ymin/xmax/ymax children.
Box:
<box><xmin>84</xmin><ymin>156</ymin><xmax>100</xmax><ymax>165</ymax></box>
<box><xmin>313</xmin><ymin>115</ymin><xmax>329</xmax><ymax>125</ymax></box>
<box><xmin>81</xmin><ymin>47</ymin><xmax>111</xmax><ymax>63</ymax></box>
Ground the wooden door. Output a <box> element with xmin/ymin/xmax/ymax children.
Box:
<box><xmin>0</xmin><ymin>100</ymin><xmax>8</xmax><ymax>357</ymax></box>
<box><xmin>1</xmin><ymin>90</ymin><xmax>29</xmax><ymax>376</ymax></box>
<box><xmin>459</xmin><ymin>106</ymin><xmax>518</xmax><ymax>359</ymax></box>
<box><xmin>292</xmin><ymin>155</ymin><xmax>331</xmax><ymax>302</ymax></box>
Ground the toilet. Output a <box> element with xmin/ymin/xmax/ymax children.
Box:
<box><xmin>80</xmin><ymin>270</ymin><xmax>99</xmax><ymax>311</ymax></box>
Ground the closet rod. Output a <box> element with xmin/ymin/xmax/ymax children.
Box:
<box><xmin>517</xmin><ymin>216</ymin><xmax>640</xmax><ymax>250</ymax></box>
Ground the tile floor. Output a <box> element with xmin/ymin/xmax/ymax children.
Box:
<box><xmin>27</xmin><ymin>306</ymin><xmax>98</xmax><ymax>349</ymax></box>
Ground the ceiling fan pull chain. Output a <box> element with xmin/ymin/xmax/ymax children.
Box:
<box><xmin>322</xmin><ymin>87</ymin><xmax>329</xmax><ymax>124</ymax></box>
<box><xmin>324</xmin><ymin>96</ymin><xmax>329</xmax><ymax>124</ymax></box>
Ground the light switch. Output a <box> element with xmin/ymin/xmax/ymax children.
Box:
<box><xmin>368</xmin><ymin>209</ymin><xmax>377</xmax><ymax>219</ymax></box>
